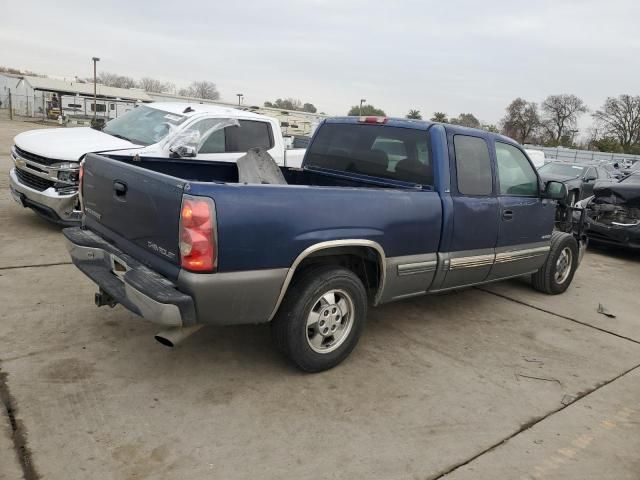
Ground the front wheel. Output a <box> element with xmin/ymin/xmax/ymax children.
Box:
<box><xmin>531</xmin><ymin>231</ymin><xmax>579</xmax><ymax>294</ymax></box>
<box><xmin>271</xmin><ymin>265</ymin><xmax>367</xmax><ymax>372</ymax></box>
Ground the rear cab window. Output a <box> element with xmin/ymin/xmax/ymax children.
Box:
<box><xmin>305</xmin><ymin>123</ymin><xmax>433</xmax><ymax>186</ymax></box>
<box><xmin>453</xmin><ymin>135</ymin><xmax>493</xmax><ymax>195</ymax></box>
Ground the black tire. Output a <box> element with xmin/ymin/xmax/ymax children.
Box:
<box><xmin>531</xmin><ymin>231</ymin><xmax>579</xmax><ymax>294</ymax></box>
<box><xmin>271</xmin><ymin>265</ymin><xmax>368</xmax><ymax>372</ymax></box>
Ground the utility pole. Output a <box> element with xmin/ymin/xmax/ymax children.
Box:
<box><xmin>236</xmin><ymin>93</ymin><xmax>243</xmax><ymax>106</ymax></box>
<box><xmin>8</xmin><ymin>88</ymin><xmax>13</xmax><ymax>120</ymax></box>
<box><xmin>359</xmin><ymin>98</ymin><xmax>366</xmax><ymax>116</ymax></box>
<box><xmin>92</xmin><ymin>57</ymin><xmax>100</xmax><ymax>122</ymax></box>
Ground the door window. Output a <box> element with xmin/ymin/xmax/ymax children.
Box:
<box><xmin>453</xmin><ymin>135</ymin><xmax>493</xmax><ymax>195</ymax></box>
<box><xmin>495</xmin><ymin>142</ymin><xmax>538</xmax><ymax>196</ymax></box>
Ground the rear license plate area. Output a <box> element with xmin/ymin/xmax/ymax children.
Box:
<box><xmin>110</xmin><ymin>255</ymin><xmax>130</xmax><ymax>280</ymax></box>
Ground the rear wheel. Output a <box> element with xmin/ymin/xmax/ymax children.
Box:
<box><xmin>271</xmin><ymin>265</ymin><xmax>367</xmax><ymax>372</ymax></box>
<box><xmin>531</xmin><ymin>231</ymin><xmax>578</xmax><ymax>294</ymax></box>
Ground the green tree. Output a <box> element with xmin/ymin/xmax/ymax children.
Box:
<box><xmin>591</xmin><ymin>137</ymin><xmax>623</xmax><ymax>153</ymax></box>
<box><xmin>430</xmin><ymin>112</ymin><xmax>449</xmax><ymax>123</ymax></box>
<box><xmin>406</xmin><ymin>109</ymin><xmax>422</xmax><ymax>119</ymax></box>
<box><xmin>303</xmin><ymin>103</ymin><xmax>317</xmax><ymax>113</ymax></box>
<box><xmin>450</xmin><ymin>113</ymin><xmax>481</xmax><ymax>128</ymax></box>
<box><xmin>348</xmin><ymin>104</ymin><xmax>386</xmax><ymax>116</ymax></box>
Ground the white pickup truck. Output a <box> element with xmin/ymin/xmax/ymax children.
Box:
<box><xmin>9</xmin><ymin>103</ymin><xmax>306</xmax><ymax>224</ymax></box>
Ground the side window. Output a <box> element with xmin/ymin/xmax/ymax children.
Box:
<box><xmin>189</xmin><ymin>119</ymin><xmax>227</xmax><ymax>154</ymax></box>
<box><xmin>226</xmin><ymin>120</ymin><xmax>273</xmax><ymax>152</ymax></box>
<box><xmin>495</xmin><ymin>142</ymin><xmax>539</xmax><ymax>196</ymax></box>
<box><xmin>453</xmin><ymin>135</ymin><xmax>493</xmax><ymax>195</ymax></box>
<box><xmin>584</xmin><ymin>167</ymin><xmax>596</xmax><ymax>180</ymax></box>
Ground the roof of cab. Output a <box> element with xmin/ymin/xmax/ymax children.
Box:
<box><xmin>324</xmin><ymin>116</ymin><xmax>520</xmax><ymax>145</ymax></box>
<box><xmin>146</xmin><ymin>102</ymin><xmax>269</xmax><ymax>120</ymax></box>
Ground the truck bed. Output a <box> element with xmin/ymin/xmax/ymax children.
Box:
<box><xmin>82</xmin><ymin>153</ymin><xmax>443</xmax><ymax>279</ymax></box>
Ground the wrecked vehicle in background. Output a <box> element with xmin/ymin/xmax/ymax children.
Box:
<box><xmin>576</xmin><ymin>173</ymin><xmax>640</xmax><ymax>250</ymax></box>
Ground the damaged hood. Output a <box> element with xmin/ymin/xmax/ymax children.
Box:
<box><xmin>593</xmin><ymin>178</ymin><xmax>640</xmax><ymax>206</ymax></box>
<box><xmin>14</xmin><ymin>127</ymin><xmax>141</xmax><ymax>162</ymax></box>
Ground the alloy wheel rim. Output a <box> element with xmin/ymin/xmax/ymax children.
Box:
<box><xmin>306</xmin><ymin>289</ymin><xmax>354</xmax><ymax>354</ymax></box>
<box><xmin>555</xmin><ymin>247</ymin><xmax>573</xmax><ymax>284</ymax></box>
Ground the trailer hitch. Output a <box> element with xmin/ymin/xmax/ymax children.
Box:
<box><xmin>95</xmin><ymin>289</ymin><xmax>117</xmax><ymax>308</ymax></box>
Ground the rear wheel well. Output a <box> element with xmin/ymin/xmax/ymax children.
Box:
<box><xmin>292</xmin><ymin>247</ymin><xmax>382</xmax><ymax>302</ymax></box>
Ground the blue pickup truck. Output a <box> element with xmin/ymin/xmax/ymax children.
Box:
<box><xmin>64</xmin><ymin>117</ymin><xmax>582</xmax><ymax>372</ymax></box>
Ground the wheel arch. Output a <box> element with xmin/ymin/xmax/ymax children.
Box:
<box><xmin>268</xmin><ymin>240</ymin><xmax>386</xmax><ymax>320</ymax></box>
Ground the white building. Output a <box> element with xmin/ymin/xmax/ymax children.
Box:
<box><xmin>0</xmin><ymin>73</ymin><xmax>152</xmax><ymax>121</ymax></box>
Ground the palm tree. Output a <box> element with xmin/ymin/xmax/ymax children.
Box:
<box><xmin>430</xmin><ymin>112</ymin><xmax>448</xmax><ymax>123</ymax></box>
<box><xmin>406</xmin><ymin>109</ymin><xmax>422</xmax><ymax>119</ymax></box>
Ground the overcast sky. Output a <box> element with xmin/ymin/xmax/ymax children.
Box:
<box><xmin>2</xmin><ymin>0</ymin><xmax>639</xmax><ymax>127</ymax></box>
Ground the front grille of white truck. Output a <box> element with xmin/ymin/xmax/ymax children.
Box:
<box><xmin>15</xmin><ymin>168</ymin><xmax>55</xmax><ymax>191</ymax></box>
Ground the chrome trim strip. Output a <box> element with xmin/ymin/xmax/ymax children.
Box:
<box><xmin>397</xmin><ymin>260</ymin><xmax>438</xmax><ymax>276</ymax></box>
<box><xmin>449</xmin><ymin>253</ymin><xmax>495</xmax><ymax>270</ymax></box>
<box><xmin>267</xmin><ymin>239</ymin><xmax>387</xmax><ymax>320</ymax></box>
<box><xmin>494</xmin><ymin>246</ymin><xmax>550</xmax><ymax>264</ymax></box>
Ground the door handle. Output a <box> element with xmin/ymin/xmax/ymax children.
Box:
<box><xmin>113</xmin><ymin>180</ymin><xmax>127</xmax><ymax>197</ymax></box>
<box><xmin>502</xmin><ymin>209</ymin><xmax>514</xmax><ymax>220</ymax></box>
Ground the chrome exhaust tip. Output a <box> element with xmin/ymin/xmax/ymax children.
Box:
<box><xmin>154</xmin><ymin>325</ymin><xmax>203</xmax><ymax>348</ymax></box>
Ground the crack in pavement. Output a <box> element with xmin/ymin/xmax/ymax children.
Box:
<box><xmin>431</xmin><ymin>362</ymin><xmax>640</xmax><ymax>479</ymax></box>
<box><xmin>428</xmin><ymin>287</ymin><xmax>640</xmax><ymax>479</ymax></box>
<box><xmin>476</xmin><ymin>287</ymin><xmax>640</xmax><ymax>346</ymax></box>
<box><xmin>0</xmin><ymin>367</ymin><xmax>40</xmax><ymax>480</ymax></box>
<box><xmin>0</xmin><ymin>261</ymin><xmax>72</xmax><ymax>271</ymax></box>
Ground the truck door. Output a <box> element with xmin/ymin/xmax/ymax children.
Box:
<box><xmin>439</xmin><ymin>134</ymin><xmax>499</xmax><ymax>290</ymax></box>
<box><xmin>488</xmin><ymin>141</ymin><xmax>555</xmax><ymax>280</ymax></box>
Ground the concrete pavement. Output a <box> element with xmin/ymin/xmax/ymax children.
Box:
<box><xmin>1</xmin><ymin>116</ymin><xmax>639</xmax><ymax>479</ymax></box>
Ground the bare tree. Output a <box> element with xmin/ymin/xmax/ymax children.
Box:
<box><xmin>179</xmin><ymin>81</ymin><xmax>220</xmax><ymax>100</ymax></box>
<box><xmin>97</xmin><ymin>72</ymin><xmax>137</xmax><ymax>89</ymax></box>
<box><xmin>592</xmin><ymin>95</ymin><xmax>640</xmax><ymax>152</ymax></box>
<box><xmin>138</xmin><ymin>77</ymin><xmax>172</xmax><ymax>93</ymax></box>
<box><xmin>541</xmin><ymin>94</ymin><xmax>587</xmax><ymax>145</ymax></box>
<box><xmin>500</xmin><ymin>98</ymin><xmax>540</xmax><ymax>144</ymax></box>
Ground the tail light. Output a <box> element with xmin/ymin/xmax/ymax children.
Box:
<box><xmin>179</xmin><ymin>194</ymin><xmax>217</xmax><ymax>272</ymax></box>
<box><xmin>359</xmin><ymin>116</ymin><xmax>388</xmax><ymax>124</ymax></box>
<box><xmin>78</xmin><ymin>161</ymin><xmax>85</xmax><ymax>211</ymax></box>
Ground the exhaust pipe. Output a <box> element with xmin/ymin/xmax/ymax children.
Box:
<box><xmin>154</xmin><ymin>325</ymin><xmax>203</xmax><ymax>348</ymax></box>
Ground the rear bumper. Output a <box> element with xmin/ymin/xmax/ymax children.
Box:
<box><xmin>63</xmin><ymin>227</ymin><xmax>289</xmax><ymax>326</ymax></box>
<box><xmin>9</xmin><ymin>167</ymin><xmax>81</xmax><ymax>224</ymax></box>
<box><xmin>64</xmin><ymin>227</ymin><xmax>196</xmax><ymax>327</ymax></box>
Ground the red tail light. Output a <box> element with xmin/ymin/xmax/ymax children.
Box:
<box><xmin>359</xmin><ymin>116</ymin><xmax>388</xmax><ymax>124</ymax></box>
<box><xmin>179</xmin><ymin>195</ymin><xmax>217</xmax><ymax>272</ymax></box>
<box><xmin>78</xmin><ymin>162</ymin><xmax>85</xmax><ymax>211</ymax></box>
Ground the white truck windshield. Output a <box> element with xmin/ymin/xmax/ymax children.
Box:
<box><xmin>103</xmin><ymin>106</ymin><xmax>187</xmax><ymax>145</ymax></box>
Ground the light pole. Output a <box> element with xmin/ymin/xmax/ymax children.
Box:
<box><xmin>92</xmin><ymin>57</ymin><xmax>100</xmax><ymax>122</ymax></box>
<box><xmin>236</xmin><ymin>93</ymin><xmax>244</xmax><ymax>106</ymax></box>
<box><xmin>359</xmin><ymin>98</ymin><xmax>366</xmax><ymax>116</ymax></box>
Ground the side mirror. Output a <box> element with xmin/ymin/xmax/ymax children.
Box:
<box><xmin>169</xmin><ymin>144</ymin><xmax>197</xmax><ymax>158</ymax></box>
<box><xmin>543</xmin><ymin>180</ymin><xmax>567</xmax><ymax>201</ymax></box>
<box><xmin>584</xmin><ymin>175</ymin><xmax>597</xmax><ymax>182</ymax></box>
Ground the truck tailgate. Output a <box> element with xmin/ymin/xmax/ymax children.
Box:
<box><xmin>82</xmin><ymin>153</ymin><xmax>185</xmax><ymax>268</ymax></box>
